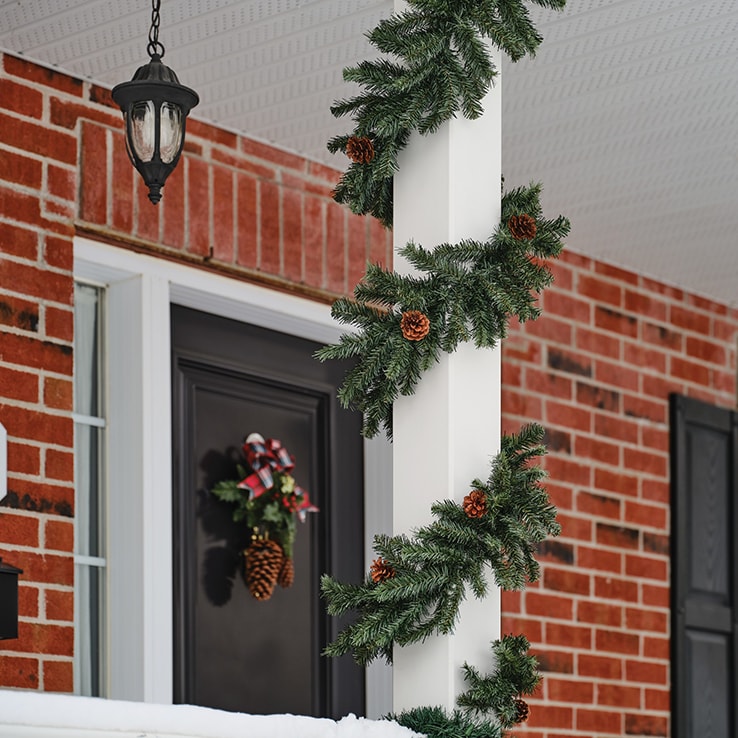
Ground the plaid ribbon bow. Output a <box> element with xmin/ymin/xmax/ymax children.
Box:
<box><xmin>237</xmin><ymin>433</ymin><xmax>318</xmax><ymax>519</ymax></box>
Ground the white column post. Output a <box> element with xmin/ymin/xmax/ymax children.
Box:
<box><xmin>391</xmin><ymin>30</ymin><xmax>503</xmax><ymax>711</ymax></box>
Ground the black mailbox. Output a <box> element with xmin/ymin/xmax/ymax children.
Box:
<box><xmin>0</xmin><ymin>557</ymin><xmax>22</xmax><ymax>640</ymax></box>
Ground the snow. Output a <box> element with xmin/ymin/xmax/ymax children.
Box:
<box><xmin>0</xmin><ymin>691</ymin><xmax>424</xmax><ymax>738</ymax></box>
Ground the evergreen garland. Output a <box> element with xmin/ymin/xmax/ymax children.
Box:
<box><xmin>390</xmin><ymin>634</ymin><xmax>539</xmax><ymax>736</ymax></box>
<box><xmin>316</xmin><ymin>184</ymin><xmax>570</xmax><ymax>438</ymax></box>
<box><xmin>321</xmin><ymin>424</ymin><xmax>559</xmax><ymax>665</ymax></box>
<box><xmin>329</xmin><ymin>0</ymin><xmax>567</xmax><ymax>226</ymax></box>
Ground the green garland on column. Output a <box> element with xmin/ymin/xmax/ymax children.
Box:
<box><xmin>316</xmin><ymin>185</ymin><xmax>570</xmax><ymax>438</ymax></box>
<box><xmin>321</xmin><ymin>424</ymin><xmax>558</xmax><ymax>664</ymax></box>
<box><xmin>329</xmin><ymin>0</ymin><xmax>567</xmax><ymax>227</ymax></box>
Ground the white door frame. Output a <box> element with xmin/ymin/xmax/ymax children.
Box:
<box><xmin>73</xmin><ymin>237</ymin><xmax>392</xmax><ymax>713</ymax></box>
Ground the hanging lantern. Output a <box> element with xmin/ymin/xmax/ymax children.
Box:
<box><xmin>112</xmin><ymin>0</ymin><xmax>199</xmax><ymax>204</ymax></box>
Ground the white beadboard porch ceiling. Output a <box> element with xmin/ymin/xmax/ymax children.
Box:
<box><xmin>0</xmin><ymin>0</ymin><xmax>737</xmax><ymax>306</ymax></box>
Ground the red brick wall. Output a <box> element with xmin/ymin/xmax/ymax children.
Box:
<box><xmin>0</xmin><ymin>52</ymin><xmax>386</xmax><ymax>693</ymax></box>
<box><xmin>501</xmin><ymin>253</ymin><xmax>738</xmax><ymax>737</ymax></box>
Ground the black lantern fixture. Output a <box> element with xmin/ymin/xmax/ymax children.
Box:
<box><xmin>112</xmin><ymin>0</ymin><xmax>199</xmax><ymax>204</ymax></box>
<box><xmin>0</xmin><ymin>557</ymin><xmax>22</xmax><ymax>640</ymax></box>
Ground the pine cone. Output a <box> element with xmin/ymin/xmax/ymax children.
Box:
<box><xmin>508</xmin><ymin>214</ymin><xmax>537</xmax><ymax>241</ymax></box>
<box><xmin>462</xmin><ymin>489</ymin><xmax>487</xmax><ymax>518</ymax></box>
<box><xmin>400</xmin><ymin>310</ymin><xmax>430</xmax><ymax>341</ymax></box>
<box><xmin>513</xmin><ymin>697</ymin><xmax>530</xmax><ymax>723</ymax></box>
<box><xmin>278</xmin><ymin>557</ymin><xmax>295</xmax><ymax>589</ymax></box>
<box><xmin>370</xmin><ymin>557</ymin><xmax>395</xmax><ymax>584</ymax></box>
<box><xmin>243</xmin><ymin>537</ymin><xmax>284</xmax><ymax>601</ymax></box>
<box><xmin>345</xmin><ymin>136</ymin><xmax>375</xmax><ymax>164</ymax></box>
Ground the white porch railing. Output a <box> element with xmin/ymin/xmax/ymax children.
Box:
<box><xmin>0</xmin><ymin>692</ymin><xmax>421</xmax><ymax>738</ymax></box>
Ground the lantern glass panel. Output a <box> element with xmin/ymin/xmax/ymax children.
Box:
<box><xmin>160</xmin><ymin>102</ymin><xmax>183</xmax><ymax>163</ymax></box>
<box><xmin>129</xmin><ymin>100</ymin><xmax>156</xmax><ymax>162</ymax></box>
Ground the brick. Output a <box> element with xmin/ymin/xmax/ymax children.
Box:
<box><xmin>642</xmin><ymin>583</ymin><xmax>669</xmax><ymax>608</ymax></box>
<box><xmin>594</xmin><ymin>467</ymin><xmax>639</xmax><ymax>497</ymax></box>
<box><xmin>0</xmin><ymin>184</ymin><xmax>41</xmax><ymax>224</ymax></box>
<box><xmin>574</xmin><ymin>435</ymin><xmax>619</xmax><ymax>465</ymax></box>
<box><xmin>575</xmin><ymin>326</ymin><xmax>620</xmax><ymax>359</ymax></box>
<box><xmin>43</xmin><ymin>659</ymin><xmax>73</xmax><ymax>693</ymax></box>
<box><xmin>644</xmin><ymin>688</ymin><xmax>670</xmax><ymax>711</ymax></box>
<box><xmin>625</xmin><ymin>554</ymin><xmax>667</xmax><ymax>581</ymax></box>
<box><xmin>625</xmin><ymin>660</ymin><xmax>668</xmax><ymax>685</ymax></box>
<box><xmin>544</xmin><ymin>455</ymin><xmax>592</xmax><ymax>487</ymax></box>
<box><xmin>500</xmin><ymin>617</ymin><xmax>542</xmax><ymax>642</ymax></box>
<box><xmin>44</xmin><ymin>235</ymin><xmax>73</xmax><ymax>271</ymax></box>
<box><xmin>546</xmin><ymin>677</ymin><xmax>594</xmax><ymax>703</ymax></box>
<box><xmin>546</xmin><ymin>622</ymin><xmax>592</xmax><ymax>651</ymax></box>
<box><xmin>595</xmin><ymin>358</ymin><xmax>639</xmax><ymax>391</ymax></box>
<box><xmin>595</xmin><ymin>305</ymin><xmax>637</xmax><ymax>337</ymax></box>
<box><xmin>671</xmin><ymin>355</ymin><xmax>710</xmax><ymax>385</ymax></box>
<box><xmin>45</xmin><ymin>449</ymin><xmax>73</xmax><ymax>482</ymax></box>
<box><xmin>45</xmin><ymin>520</ymin><xmax>73</xmax><ymax>552</ymax></box>
<box><xmin>526</xmin><ymin>592</ymin><xmax>574</xmax><ymax>619</ymax></box>
<box><xmin>624</xmin><ymin>289</ymin><xmax>667</xmax><ymax>322</ymax></box>
<box><xmin>281</xmin><ymin>186</ymin><xmax>303</xmax><ymax>282</ymax></box>
<box><xmin>577</xmin><ymin>544</ymin><xmax>621</xmax><ymax>573</ymax></box>
<box><xmin>0</xmin><ymin>148</ymin><xmax>43</xmax><ymax>189</ymax></box>
<box><xmin>7</xmin><ymin>441</ymin><xmax>40</xmax><ymax>475</ymax></box>
<box><xmin>526</xmin><ymin>704</ymin><xmax>573</xmax><ymax>730</ymax></box>
<box><xmin>578</xmin><ymin>653</ymin><xmax>622</xmax><ymax>679</ymax></box>
<box><xmin>0</xmin><ymin>548</ymin><xmax>72</xmax><ymax>586</ymax></box>
<box><xmin>598</xmin><ymin>682</ymin><xmax>640</xmax><ymax>708</ymax></box>
<box><xmin>548</xmin><ymin>348</ymin><xmax>592</xmax><ymax>377</ymax></box>
<box><xmin>135</xmin><ymin>176</ymin><xmax>162</xmax><ymax>244</ymax></box>
<box><xmin>576</xmin><ymin>708</ymin><xmax>622</xmax><ymax>733</ymax></box>
<box><xmin>670</xmin><ymin>304</ymin><xmax>710</xmax><ymax>334</ymax></box>
<box><xmin>526</xmin><ymin>314</ymin><xmax>573</xmax><ymax>345</ymax></box>
<box><xmin>685</xmin><ymin>335</ymin><xmax>725</xmax><ymax>364</ymax></box>
<box><xmin>544</xmin><ymin>567</ymin><xmax>590</xmax><ymax>596</ymax></box>
<box><xmin>303</xmin><ymin>195</ymin><xmax>324</xmax><ymax>288</ymax></box>
<box><xmin>212</xmin><ymin>166</ymin><xmax>235</xmax><ymax>263</ymax></box>
<box><xmin>0</xmin><ymin>77</ymin><xmax>43</xmax><ymax>119</ymax></box>
<box><xmin>368</xmin><ymin>215</ymin><xmax>389</xmax><ymax>269</ymax></box>
<box><xmin>594</xmin><ymin>412</ymin><xmax>639</xmax><ymax>444</ymax></box>
<box><xmin>0</xmin><ymin>222</ymin><xmax>38</xmax><ymax>260</ymax></box>
<box><xmin>44</xmin><ymin>376</ymin><xmax>73</xmax><ymax>411</ymax></box>
<box><xmin>596</xmin><ymin>261</ymin><xmax>638</xmax><ymax>285</ymax></box>
<box><xmin>18</xmin><ymin>584</ymin><xmax>39</xmax><ymax>618</ymax></box>
<box><xmin>643</xmin><ymin>322</ymin><xmax>682</xmax><ymax>351</ymax></box>
<box><xmin>0</xmin><ymin>511</ymin><xmax>39</xmax><ymax>547</ymax></box>
<box><xmin>49</xmin><ymin>97</ymin><xmax>118</xmax><ymax>131</ymax></box>
<box><xmin>0</xmin><ymin>364</ymin><xmax>38</xmax><ymax>402</ymax></box>
<box><xmin>527</xmin><ymin>368</ymin><xmax>572</xmax><ymax>399</ymax></box>
<box><xmin>80</xmin><ymin>122</ymin><xmax>108</xmax><ymax>224</ymax></box>
<box><xmin>239</xmin><ymin>136</ymin><xmax>307</xmax><ymax>171</ymax></box>
<box><xmin>623</xmin><ymin>447</ymin><xmax>667</xmax><ymax>477</ymax></box>
<box><xmin>502</xmin><ymin>388</ymin><xmax>543</xmax><ymax>420</ymax></box>
<box><xmin>596</xmin><ymin>628</ymin><xmax>639</xmax><ymax>655</ymax></box>
<box><xmin>45</xmin><ymin>589</ymin><xmax>73</xmax><ymax>622</ymax></box>
<box><xmin>578</xmin><ymin>274</ymin><xmax>622</xmax><ymax>307</ymax></box>
<box><xmin>235</xmin><ymin>173</ymin><xmax>258</xmax><ymax>269</ymax></box>
<box><xmin>47</xmin><ymin>165</ymin><xmax>76</xmax><ymax>203</ymax></box>
<box><xmin>0</xmin><ymin>259</ymin><xmax>72</xmax><ymax>305</ymax></box>
<box><xmin>597</xmin><ymin>523</ymin><xmax>639</xmax><ymax>549</ymax></box>
<box><xmin>533</xmin><ymin>648</ymin><xmax>574</xmax><ymax>674</ymax></box>
<box><xmin>623</xmin><ymin>341</ymin><xmax>667</xmax><ymax>373</ymax></box>
<box><xmin>259</xmin><ymin>179</ymin><xmax>280</xmax><ymax>273</ymax></box>
<box><xmin>5</xmin><ymin>55</ymin><xmax>82</xmax><ymax>96</ymax></box>
<box><xmin>556</xmin><ymin>513</ymin><xmax>592</xmax><ymax>541</ymax></box>
<box><xmin>347</xmin><ymin>215</ymin><xmax>367</xmax><ymax>291</ymax></box>
<box><xmin>543</xmin><ymin>290</ymin><xmax>590</xmax><ymax>323</ymax></box>
<box><xmin>325</xmin><ymin>200</ymin><xmax>345</xmax><ymax>294</ymax></box>
<box><xmin>577</xmin><ymin>491</ymin><xmax>621</xmax><ymax>519</ymax></box>
<box><xmin>577</xmin><ymin>600</ymin><xmax>622</xmax><ymax>627</ymax></box>
<box><xmin>2</xmin><ymin>622</ymin><xmax>74</xmax><ymax>656</ymax></box>
<box><xmin>0</xmin><ymin>655</ymin><xmax>39</xmax><ymax>689</ymax></box>
<box><xmin>545</xmin><ymin>401</ymin><xmax>591</xmax><ymax>433</ymax></box>
<box><xmin>575</xmin><ymin>381</ymin><xmax>619</xmax><ymax>412</ymax></box>
<box><xmin>625</xmin><ymin>500</ymin><xmax>667</xmax><ymax>530</ymax></box>
<box><xmin>2</xmin><ymin>479</ymin><xmax>73</xmax><ymax>518</ymax></box>
<box><xmin>543</xmin><ymin>427</ymin><xmax>571</xmax><ymax>454</ymax></box>
<box><xmin>536</xmin><ymin>539</ymin><xmax>574</xmax><ymax>565</ymax></box>
<box><xmin>45</xmin><ymin>306</ymin><xmax>74</xmax><ymax>343</ymax></box>
<box><xmin>110</xmin><ymin>134</ymin><xmax>135</xmax><ymax>234</ymax></box>
<box><xmin>641</xmin><ymin>425</ymin><xmax>669</xmax><ymax>452</ymax></box>
<box><xmin>186</xmin><ymin>157</ymin><xmax>209</xmax><ymax>256</ymax></box>
<box><xmin>0</xmin><ymin>405</ymin><xmax>72</xmax><ymax>446</ymax></box>
<box><xmin>643</xmin><ymin>635</ymin><xmax>670</xmax><ymax>659</ymax></box>
<box><xmin>595</xmin><ymin>574</ymin><xmax>639</xmax><ymax>602</ymax></box>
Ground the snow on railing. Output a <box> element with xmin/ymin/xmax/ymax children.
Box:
<box><xmin>0</xmin><ymin>691</ymin><xmax>422</xmax><ymax>738</ymax></box>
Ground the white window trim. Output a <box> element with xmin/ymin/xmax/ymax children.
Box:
<box><xmin>73</xmin><ymin>237</ymin><xmax>392</xmax><ymax>714</ymax></box>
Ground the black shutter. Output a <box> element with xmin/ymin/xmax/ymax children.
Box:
<box><xmin>670</xmin><ymin>394</ymin><xmax>738</xmax><ymax>738</ymax></box>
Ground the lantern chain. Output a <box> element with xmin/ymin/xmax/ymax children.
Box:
<box><xmin>147</xmin><ymin>0</ymin><xmax>165</xmax><ymax>58</ymax></box>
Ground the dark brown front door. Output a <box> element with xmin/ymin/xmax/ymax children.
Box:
<box><xmin>171</xmin><ymin>305</ymin><xmax>364</xmax><ymax>718</ymax></box>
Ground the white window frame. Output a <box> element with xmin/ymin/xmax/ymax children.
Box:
<box><xmin>73</xmin><ymin>237</ymin><xmax>391</xmax><ymax>713</ymax></box>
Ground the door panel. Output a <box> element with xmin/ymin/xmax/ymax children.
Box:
<box><xmin>172</xmin><ymin>305</ymin><xmax>364</xmax><ymax>718</ymax></box>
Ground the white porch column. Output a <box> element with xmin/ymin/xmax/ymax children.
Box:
<box><xmin>391</xmin><ymin>37</ymin><xmax>503</xmax><ymax>711</ymax></box>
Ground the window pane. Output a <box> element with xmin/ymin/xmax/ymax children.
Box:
<box><xmin>74</xmin><ymin>284</ymin><xmax>102</xmax><ymax>418</ymax></box>
<box><xmin>74</xmin><ymin>423</ymin><xmax>103</xmax><ymax>558</ymax></box>
<box><xmin>75</xmin><ymin>563</ymin><xmax>105</xmax><ymax>697</ymax></box>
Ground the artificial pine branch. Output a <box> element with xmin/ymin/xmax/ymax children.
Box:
<box><xmin>387</xmin><ymin>635</ymin><xmax>540</xmax><ymax>737</ymax></box>
<box><xmin>316</xmin><ymin>184</ymin><xmax>570</xmax><ymax>438</ymax></box>
<box><xmin>330</xmin><ymin>0</ymin><xmax>567</xmax><ymax>225</ymax></box>
<box><xmin>457</xmin><ymin>634</ymin><xmax>539</xmax><ymax>728</ymax></box>
<box><xmin>321</xmin><ymin>424</ymin><xmax>559</xmax><ymax>665</ymax></box>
